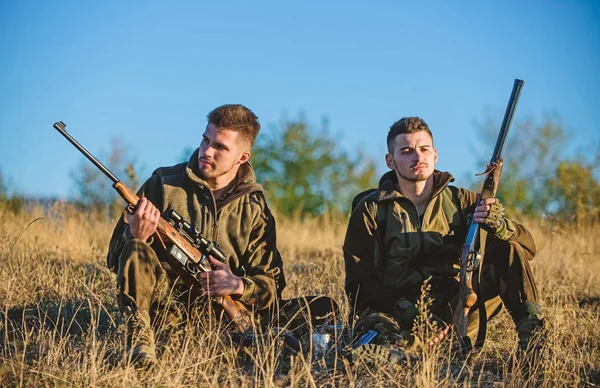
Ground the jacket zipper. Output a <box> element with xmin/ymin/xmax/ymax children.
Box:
<box><xmin>208</xmin><ymin>189</ymin><xmax>219</xmax><ymax>242</ymax></box>
<box><xmin>401</xmin><ymin>212</ymin><xmax>409</xmax><ymax>247</ymax></box>
<box><xmin>200</xmin><ymin>205</ymin><xmax>206</xmax><ymax>237</ymax></box>
<box><xmin>406</xmin><ymin>200</ymin><xmax>430</xmax><ymax>257</ymax></box>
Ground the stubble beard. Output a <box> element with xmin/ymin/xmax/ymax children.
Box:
<box><xmin>399</xmin><ymin>171</ymin><xmax>430</xmax><ymax>182</ymax></box>
<box><xmin>197</xmin><ymin>158</ymin><xmax>237</xmax><ymax>181</ymax></box>
<box><xmin>395</xmin><ymin>161</ymin><xmax>431</xmax><ymax>183</ymax></box>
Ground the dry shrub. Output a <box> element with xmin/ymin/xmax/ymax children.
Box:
<box><xmin>0</xmin><ymin>204</ymin><xmax>598</xmax><ymax>386</ymax></box>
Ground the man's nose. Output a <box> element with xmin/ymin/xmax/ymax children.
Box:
<box><xmin>202</xmin><ymin>145</ymin><xmax>215</xmax><ymax>158</ymax></box>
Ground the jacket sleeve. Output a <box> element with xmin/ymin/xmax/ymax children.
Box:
<box><xmin>343</xmin><ymin>199</ymin><xmax>408</xmax><ymax>315</ymax></box>
<box><xmin>106</xmin><ymin>175</ymin><xmax>163</xmax><ymax>272</ymax></box>
<box><xmin>234</xmin><ymin>194</ymin><xmax>286</xmax><ymax>311</ymax></box>
<box><xmin>106</xmin><ymin>212</ymin><xmax>128</xmax><ymax>273</ymax></box>
<box><xmin>458</xmin><ymin>188</ymin><xmax>536</xmax><ymax>261</ymax></box>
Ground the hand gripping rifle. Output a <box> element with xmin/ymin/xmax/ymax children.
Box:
<box><xmin>452</xmin><ymin>79</ymin><xmax>524</xmax><ymax>353</ymax></box>
<box><xmin>53</xmin><ymin>121</ymin><xmax>253</xmax><ymax>332</ymax></box>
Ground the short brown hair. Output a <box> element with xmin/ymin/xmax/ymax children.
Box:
<box><xmin>387</xmin><ymin>116</ymin><xmax>433</xmax><ymax>153</ymax></box>
<box><xmin>207</xmin><ymin>104</ymin><xmax>260</xmax><ymax>147</ymax></box>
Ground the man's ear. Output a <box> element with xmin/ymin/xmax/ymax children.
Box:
<box><xmin>237</xmin><ymin>150</ymin><xmax>251</xmax><ymax>165</ymax></box>
<box><xmin>385</xmin><ymin>153</ymin><xmax>394</xmax><ymax>170</ymax></box>
<box><xmin>433</xmin><ymin>147</ymin><xmax>438</xmax><ymax>164</ymax></box>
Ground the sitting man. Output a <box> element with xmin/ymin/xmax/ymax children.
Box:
<box><xmin>343</xmin><ymin>116</ymin><xmax>544</xmax><ymax>360</ymax></box>
<box><xmin>107</xmin><ymin>104</ymin><xmax>336</xmax><ymax>368</ymax></box>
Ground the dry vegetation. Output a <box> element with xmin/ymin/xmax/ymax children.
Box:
<box><xmin>0</xmin><ymin>203</ymin><xmax>599</xmax><ymax>387</ymax></box>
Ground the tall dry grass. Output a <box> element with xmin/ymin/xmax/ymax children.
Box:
<box><xmin>0</xmin><ymin>203</ymin><xmax>598</xmax><ymax>387</ymax></box>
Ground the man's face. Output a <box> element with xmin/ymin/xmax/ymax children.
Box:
<box><xmin>197</xmin><ymin>123</ymin><xmax>250</xmax><ymax>184</ymax></box>
<box><xmin>385</xmin><ymin>131</ymin><xmax>437</xmax><ymax>183</ymax></box>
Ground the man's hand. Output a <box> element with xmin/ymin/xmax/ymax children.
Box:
<box><xmin>473</xmin><ymin>197</ymin><xmax>503</xmax><ymax>228</ymax></box>
<box><xmin>126</xmin><ymin>197</ymin><xmax>161</xmax><ymax>241</ymax></box>
<box><xmin>430</xmin><ymin>323</ymin><xmax>450</xmax><ymax>345</ymax></box>
<box><xmin>198</xmin><ymin>256</ymin><xmax>245</xmax><ymax>297</ymax></box>
<box><xmin>473</xmin><ymin>196</ymin><xmax>515</xmax><ymax>240</ymax></box>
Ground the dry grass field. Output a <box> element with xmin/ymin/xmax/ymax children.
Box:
<box><xmin>1</xmin><ymin>202</ymin><xmax>599</xmax><ymax>387</ymax></box>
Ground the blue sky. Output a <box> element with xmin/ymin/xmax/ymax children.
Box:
<box><xmin>1</xmin><ymin>1</ymin><xmax>599</xmax><ymax>198</ymax></box>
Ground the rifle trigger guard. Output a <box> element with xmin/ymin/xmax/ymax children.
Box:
<box><xmin>466</xmin><ymin>250</ymin><xmax>482</xmax><ymax>272</ymax></box>
<box><xmin>169</xmin><ymin>244</ymin><xmax>200</xmax><ymax>275</ymax></box>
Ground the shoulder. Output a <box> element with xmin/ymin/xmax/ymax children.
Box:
<box><xmin>351</xmin><ymin>188</ymin><xmax>379</xmax><ymax>213</ymax></box>
<box><xmin>228</xmin><ymin>190</ymin><xmax>273</xmax><ymax>225</ymax></box>
<box><xmin>152</xmin><ymin>161</ymin><xmax>188</xmax><ymax>180</ymax></box>
<box><xmin>446</xmin><ymin>185</ymin><xmax>477</xmax><ymax>208</ymax></box>
<box><xmin>145</xmin><ymin>162</ymin><xmax>188</xmax><ymax>189</ymax></box>
<box><xmin>349</xmin><ymin>189</ymin><xmax>380</xmax><ymax>228</ymax></box>
<box><xmin>247</xmin><ymin>191</ymin><xmax>269</xmax><ymax>212</ymax></box>
<box><xmin>137</xmin><ymin>162</ymin><xmax>188</xmax><ymax>201</ymax></box>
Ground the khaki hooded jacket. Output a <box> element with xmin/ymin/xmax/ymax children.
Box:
<box><xmin>343</xmin><ymin>170</ymin><xmax>536</xmax><ymax>315</ymax></box>
<box><xmin>107</xmin><ymin>149</ymin><xmax>285</xmax><ymax>311</ymax></box>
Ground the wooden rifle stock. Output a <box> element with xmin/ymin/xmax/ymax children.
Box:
<box><xmin>453</xmin><ymin>79</ymin><xmax>524</xmax><ymax>353</ymax></box>
<box><xmin>55</xmin><ymin>122</ymin><xmax>253</xmax><ymax>332</ymax></box>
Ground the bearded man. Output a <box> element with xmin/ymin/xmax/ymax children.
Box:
<box><xmin>108</xmin><ymin>104</ymin><xmax>336</xmax><ymax>368</ymax></box>
<box><xmin>344</xmin><ymin>116</ymin><xmax>545</xmax><ymax>361</ymax></box>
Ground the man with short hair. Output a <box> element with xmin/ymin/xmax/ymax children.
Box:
<box><xmin>344</xmin><ymin>116</ymin><xmax>544</xmax><ymax>360</ymax></box>
<box><xmin>107</xmin><ymin>104</ymin><xmax>335</xmax><ymax>368</ymax></box>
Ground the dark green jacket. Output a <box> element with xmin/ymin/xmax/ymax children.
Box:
<box><xmin>107</xmin><ymin>149</ymin><xmax>285</xmax><ymax>311</ymax></box>
<box><xmin>343</xmin><ymin>170</ymin><xmax>536</xmax><ymax>314</ymax></box>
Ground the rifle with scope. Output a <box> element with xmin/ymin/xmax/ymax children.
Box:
<box><xmin>53</xmin><ymin>121</ymin><xmax>253</xmax><ymax>332</ymax></box>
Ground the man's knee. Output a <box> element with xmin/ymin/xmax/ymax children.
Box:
<box><xmin>117</xmin><ymin>240</ymin><xmax>167</xmax><ymax>311</ymax></box>
<box><xmin>483</xmin><ymin>239</ymin><xmax>513</xmax><ymax>265</ymax></box>
<box><xmin>117</xmin><ymin>240</ymin><xmax>166</xmax><ymax>286</ymax></box>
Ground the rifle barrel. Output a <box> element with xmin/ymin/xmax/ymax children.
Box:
<box><xmin>53</xmin><ymin>121</ymin><xmax>120</xmax><ymax>184</ymax></box>
<box><xmin>490</xmin><ymin>79</ymin><xmax>525</xmax><ymax>163</ymax></box>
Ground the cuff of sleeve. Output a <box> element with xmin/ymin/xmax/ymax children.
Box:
<box><xmin>123</xmin><ymin>225</ymin><xmax>154</xmax><ymax>245</ymax></box>
<box><xmin>123</xmin><ymin>225</ymin><xmax>134</xmax><ymax>240</ymax></box>
<box><xmin>235</xmin><ymin>277</ymin><xmax>257</xmax><ymax>305</ymax></box>
<box><xmin>494</xmin><ymin>218</ymin><xmax>516</xmax><ymax>241</ymax></box>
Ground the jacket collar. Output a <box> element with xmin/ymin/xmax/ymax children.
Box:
<box><xmin>185</xmin><ymin>148</ymin><xmax>264</xmax><ymax>200</ymax></box>
<box><xmin>376</xmin><ymin>170</ymin><xmax>455</xmax><ymax>203</ymax></box>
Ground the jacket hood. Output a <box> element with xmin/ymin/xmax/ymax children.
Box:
<box><xmin>377</xmin><ymin>170</ymin><xmax>455</xmax><ymax>203</ymax></box>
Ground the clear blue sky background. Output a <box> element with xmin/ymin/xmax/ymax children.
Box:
<box><xmin>1</xmin><ymin>1</ymin><xmax>599</xmax><ymax>199</ymax></box>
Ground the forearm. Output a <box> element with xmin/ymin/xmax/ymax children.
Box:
<box><xmin>502</xmin><ymin>221</ymin><xmax>536</xmax><ymax>260</ymax></box>
<box><xmin>236</xmin><ymin>200</ymin><xmax>286</xmax><ymax>310</ymax></box>
<box><xmin>236</xmin><ymin>271</ymin><xmax>281</xmax><ymax>308</ymax></box>
<box><xmin>461</xmin><ymin>188</ymin><xmax>536</xmax><ymax>260</ymax></box>
<box><xmin>234</xmin><ymin>254</ymin><xmax>284</xmax><ymax>310</ymax></box>
<box><xmin>236</xmin><ymin>274</ymin><xmax>280</xmax><ymax>310</ymax></box>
